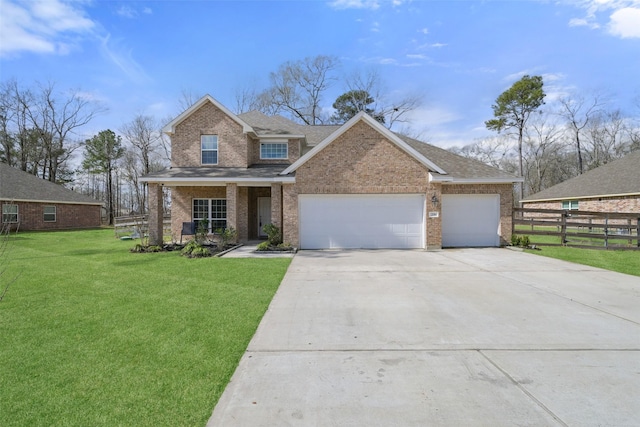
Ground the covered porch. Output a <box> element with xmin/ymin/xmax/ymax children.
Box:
<box><xmin>142</xmin><ymin>166</ymin><xmax>292</xmax><ymax>245</ymax></box>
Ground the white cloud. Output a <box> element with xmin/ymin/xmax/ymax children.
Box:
<box><xmin>568</xmin><ymin>17</ymin><xmax>601</xmax><ymax>28</ymax></box>
<box><xmin>418</xmin><ymin>27</ymin><xmax>429</xmax><ymax>34</ymax></box>
<box><xmin>328</xmin><ymin>0</ymin><xmax>380</xmax><ymax>10</ymax></box>
<box><xmin>0</xmin><ymin>0</ymin><xmax>95</xmax><ymax>57</ymax></box>
<box><xmin>99</xmin><ymin>34</ymin><xmax>151</xmax><ymax>84</ymax></box>
<box><xmin>568</xmin><ymin>1</ymin><xmax>640</xmax><ymax>38</ymax></box>
<box><xmin>608</xmin><ymin>7</ymin><xmax>640</xmax><ymax>37</ymax></box>
<box><xmin>407</xmin><ymin>53</ymin><xmax>427</xmax><ymax>59</ymax></box>
<box><xmin>430</xmin><ymin>42</ymin><xmax>447</xmax><ymax>48</ymax></box>
<box><xmin>117</xmin><ymin>5</ymin><xmax>137</xmax><ymax>19</ymax></box>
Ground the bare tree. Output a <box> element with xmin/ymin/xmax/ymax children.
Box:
<box><xmin>341</xmin><ymin>68</ymin><xmax>423</xmax><ymax>129</ymax></box>
<box><xmin>522</xmin><ymin>115</ymin><xmax>569</xmax><ymax>194</ymax></box>
<box><xmin>1</xmin><ymin>79</ymin><xmax>104</xmax><ymax>182</ymax></box>
<box><xmin>263</xmin><ymin>55</ymin><xmax>340</xmax><ymax>125</ymax></box>
<box><xmin>120</xmin><ymin>114</ymin><xmax>168</xmax><ymax>214</ymax></box>
<box><xmin>558</xmin><ymin>92</ymin><xmax>605</xmax><ymax>175</ymax></box>
<box><xmin>583</xmin><ymin>109</ymin><xmax>627</xmax><ymax>169</ymax></box>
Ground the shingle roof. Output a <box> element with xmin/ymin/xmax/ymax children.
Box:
<box><xmin>0</xmin><ymin>162</ymin><xmax>103</xmax><ymax>205</ymax></box>
<box><xmin>397</xmin><ymin>134</ymin><xmax>520</xmax><ymax>181</ymax></box>
<box><xmin>523</xmin><ymin>150</ymin><xmax>640</xmax><ymax>202</ymax></box>
<box><xmin>143</xmin><ymin>164</ymin><xmax>290</xmax><ymax>181</ymax></box>
<box><xmin>238</xmin><ymin>111</ymin><xmax>339</xmax><ymax>146</ymax></box>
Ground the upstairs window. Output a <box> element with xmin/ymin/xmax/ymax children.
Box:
<box><xmin>44</xmin><ymin>206</ymin><xmax>57</xmax><ymax>222</ymax></box>
<box><xmin>201</xmin><ymin>135</ymin><xmax>218</xmax><ymax>165</ymax></box>
<box><xmin>260</xmin><ymin>142</ymin><xmax>288</xmax><ymax>159</ymax></box>
<box><xmin>2</xmin><ymin>204</ymin><xmax>18</xmax><ymax>223</ymax></box>
<box><xmin>562</xmin><ymin>200</ymin><xmax>579</xmax><ymax>210</ymax></box>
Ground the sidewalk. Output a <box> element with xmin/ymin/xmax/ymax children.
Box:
<box><xmin>220</xmin><ymin>241</ymin><xmax>295</xmax><ymax>258</ymax></box>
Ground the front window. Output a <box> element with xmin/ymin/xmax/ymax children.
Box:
<box><xmin>193</xmin><ymin>199</ymin><xmax>227</xmax><ymax>232</ymax></box>
<box><xmin>201</xmin><ymin>135</ymin><xmax>218</xmax><ymax>164</ymax></box>
<box><xmin>2</xmin><ymin>204</ymin><xmax>18</xmax><ymax>223</ymax></box>
<box><xmin>44</xmin><ymin>206</ymin><xmax>57</xmax><ymax>222</ymax></box>
<box><xmin>260</xmin><ymin>142</ymin><xmax>288</xmax><ymax>159</ymax></box>
<box><xmin>562</xmin><ymin>200</ymin><xmax>579</xmax><ymax>210</ymax></box>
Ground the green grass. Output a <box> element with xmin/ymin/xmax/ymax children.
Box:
<box><xmin>525</xmin><ymin>246</ymin><xmax>640</xmax><ymax>277</ymax></box>
<box><xmin>0</xmin><ymin>229</ymin><xmax>291</xmax><ymax>426</ymax></box>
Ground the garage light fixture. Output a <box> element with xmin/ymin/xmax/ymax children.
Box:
<box><xmin>431</xmin><ymin>194</ymin><xmax>439</xmax><ymax>208</ymax></box>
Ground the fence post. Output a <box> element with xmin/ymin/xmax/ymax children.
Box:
<box><xmin>561</xmin><ymin>211</ymin><xmax>567</xmax><ymax>245</ymax></box>
<box><xmin>637</xmin><ymin>217</ymin><xmax>640</xmax><ymax>248</ymax></box>
<box><xmin>604</xmin><ymin>215</ymin><xmax>608</xmax><ymax>249</ymax></box>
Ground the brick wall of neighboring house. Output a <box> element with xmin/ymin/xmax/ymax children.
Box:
<box><xmin>442</xmin><ymin>183</ymin><xmax>515</xmax><ymax>245</ymax></box>
<box><xmin>285</xmin><ymin>120</ymin><xmax>432</xmax><ymax>247</ymax></box>
<box><xmin>1</xmin><ymin>201</ymin><xmax>101</xmax><ymax>231</ymax></box>
<box><xmin>170</xmin><ymin>186</ymin><xmax>226</xmax><ymax>241</ymax></box>
<box><xmin>171</xmin><ymin>101</ymin><xmax>248</xmax><ymax>168</ymax></box>
<box><xmin>249</xmin><ymin>138</ymin><xmax>301</xmax><ymax>165</ymax></box>
<box><xmin>524</xmin><ymin>196</ymin><xmax>640</xmax><ymax>213</ymax></box>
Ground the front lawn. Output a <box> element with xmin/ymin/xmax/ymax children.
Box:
<box><xmin>0</xmin><ymin>229</ymin><xmax>290</xmax><ymax>426</ymax></box>
<box><xmin>526</xmin><ymin>245</ymin><xmax>640</xmax><ymax>277</ymax></box>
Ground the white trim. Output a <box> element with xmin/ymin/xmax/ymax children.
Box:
<box><xmin>140</xmin><ymin>176</ymin><xmax>296</xmax><ymax>186</ymax></box>
<box><xmin>163</xmin><ymin>94</ymin><xmax>253</xmax><ymax>135</ymax></box>
<box><xmin>258</xmin><ymin>134</ymin><xmax>305</xmax><ymax>139</ymax></box>
<box><xmin>43</xmin><ymin>205</ymin><xmax>57</xmax><ymax>222</ymax></box>
<box><xmin>429</xmin><ymin>173</ymin><xmax>521</xmax><ymax>184</ymax></box>
<box><xmin>281</xmin><ymin>112</ymin><xmax>447</xmax><ymax>175</ymax></box>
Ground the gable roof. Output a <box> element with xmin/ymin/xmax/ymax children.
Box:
<box><xmin>523</xmin><ymin>150</ymin><xmax>640</xmax><ymax>202</ymax></box>
<box><xmin>0</xmin><ymin>163</ymin><xmax>103</xmax><ymax>205</ymax></box>
<box><xmin>163</xmin><ymin>94</ymin><xmax>254</xmax><ymax>135</ymax></box>
<box><xmin>281</xmin><ymin>112</ymin><xmax>448</xmax><ymax>175</ymax></box>
<box><xmin>238</xmin><ymin>110</ymin><xmax>339</xmax><ymax>145</ymax></box>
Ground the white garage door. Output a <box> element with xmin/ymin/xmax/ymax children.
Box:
<box><xmin>299</xmin><ymin>194</ymin><xmax>425</xmax><ymax>249</ymax></box>
<box><xmin>442</xmin><ymin>194</ymin><xmax>500</xmax><ymax>247</ymax></box>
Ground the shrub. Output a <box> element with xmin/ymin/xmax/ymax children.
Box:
<box><xmin>256</xmin><ymin>241</ymin><xmax>270</xmax><ymax>251</ymax></box>
<box><xmin>181</xmin><ymin>240</ymin><xmax>200</xmax><ymax>256</ymax></box>
<box><xmin>215</xmin><ymin>226</ymin><xmax>237</xmax><ymax>250</ymax></box>
<box><xmin>262</xmin><ymin>223</ymin><xmax>282</xmax><ymax>245</ymax></box>
<box><xmin>195</xmin><ymin>219</ymin><xmax>209</xmax><ymax>244</ymax></box>
<box><xmin>190</xmin><ymin>246</ymin><xmax>211</xmax><ymax>258</ymax></box>
<box><xmin>520</xmin><ymin>235</ymin><xmax>531</xmax><ymax>247</ymax></box>
<box><xmin>511</xmin><ymin>234</ymin><xmax>522</xmax><ymax>246</ymax></box>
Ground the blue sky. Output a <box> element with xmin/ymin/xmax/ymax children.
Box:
<box><xmin>1</xmin><ymin>0</ymin><xmax>639</xmax><ymax>148</ymax></box>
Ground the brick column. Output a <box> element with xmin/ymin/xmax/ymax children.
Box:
<box><xmin>426</xmin><ymin>183</ymin><xmax>442</xmax><ymax>250</ymax></box>
<box><xmin>148</xmin><ymin>183</ymin><xmax>164</xmax><ymax>246</ymax></box>
<box><xmin>282</xmin><ymin>184</ymin><xmax>298</xmax><ymax>247</ymax></box>
<box><xmin>270</xmin><ymin>183</ymin><xmax>282</xmax><ymax>230</ymax></box>
<box><xmin>226</xmin><ymin>183</ymin><xmax>238</xmax><ymax>232</ymax></box>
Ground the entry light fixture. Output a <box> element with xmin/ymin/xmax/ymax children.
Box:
<box><xmin>431</xmin><ymin>193</ymin><xmax>439</xmax><ymax>208</ymax></box>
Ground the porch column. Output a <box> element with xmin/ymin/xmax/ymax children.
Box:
<box><xmin>270</xmin><ymin>183</ymin><xmax>282</xmax><ymax>230</ymax></box>
<box><xmin>148</xmin><ymin>183</ymin><xmax>164</xmax><ymax>246</ymax></box>
<box><xmin>226</xmin><ymin>183</ymin><xmax>238</xmax><ymax>232</ymax></box>
<box><xmin>426</xmin><ymin>183</ymin><xmax>442</xmax><ymax>250</ymax></box>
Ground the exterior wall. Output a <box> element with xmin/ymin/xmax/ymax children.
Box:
<box><xmin>1</xmin><ymin>201</ymin><xmax>101</xmax><ymax>231</ymax></box>
<box><xmin>171</xmin><ymin>100</ymin><xmax>248</xmax><ymax>168</ymax></box>
<box><xmin>170</xmin><ymin>186</ymin><xmax>226</xmax><ymax>241</ymax></box>
<box><xmin>249</xmin><ymin>138</ymin><xmax>301</xmax><ymax>165</ymax></box>
<box><xmin>441</xmin><ymin>183</ymin><xmax>515</xmax><ymax>246</ymax></box>
<box><xmin>148</xmin><ymin>183</ymin><xmax>164</xmax><ymax>245</ymax></box>
<box><xmin>524</xmin><ymin>196</ymin><xmax>640</xmax><ymax>213</ymax></box>
<box><xmin>287</xmin><ymin>121</ymin><xmax>432</xmax><ymax>248</ymax></box>
<box><xmin>426</xmin><ymin>183</ymin><xmax>442</xmax><ymax>250</ymax></box>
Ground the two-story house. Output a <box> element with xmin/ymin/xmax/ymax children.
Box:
<box><xmin>141</xmin><ymin>95</ymin><xmax>521</xmax><ymax>249</ymax></box>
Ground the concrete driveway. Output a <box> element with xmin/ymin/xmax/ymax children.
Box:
<box><xmin>207</xmin><ymin>248</ymin><xmax>640</xmax><ymax>426</ymax></box>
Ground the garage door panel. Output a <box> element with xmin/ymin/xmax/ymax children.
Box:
<box><xmin>442</xmin><ymin>194</ymin><xmax>500</xmax><ymax>247</ymax></box>
<box><xmin>299</xmin><ymin>194</ymin><xmax>425</xmax><ymax>249</ymax></box>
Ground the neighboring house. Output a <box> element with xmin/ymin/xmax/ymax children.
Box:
<box><xmin>0</xmin><ymin>162</ymin><xmax>103</xmax><ymax>231</ymax></box>
<box><xmin>522</xmin><ymin>150</ymin><xmax>640</xmax><ymax>213</ymax></box>
<box><xmin>141</xmin><ymin>95</ymin><xmax>520</xmax><ymax>249</ymax></box>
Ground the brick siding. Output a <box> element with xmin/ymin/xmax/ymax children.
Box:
<box><xmin>524</xmin><ymin>196</ymin><xmax>640</xmax><ymax>214</ymax></box>
<box><xmin>1</xmin><ymin>201</ymin><xmax>101</xmax><ymax>231</ymax></box>
<box><xmin>171</xmin><ymin>101</ymin><xmax>248</xmax><ymax>168</ymax></box>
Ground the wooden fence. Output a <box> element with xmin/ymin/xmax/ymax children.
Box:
<box><xmin>114</xmin><ymin>215</ymin><xmax>171</xmax><ymax>239</ymax></box>
<box><xmin>513</xmin><ymin>207</ymin><xmax>640</xmax><ymax>250</ymax></box>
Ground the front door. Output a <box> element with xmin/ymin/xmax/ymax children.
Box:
<box><xmin>257</xmin><ymin>197</ymin><xmax>271</xmax><ymax>238</ymax></box>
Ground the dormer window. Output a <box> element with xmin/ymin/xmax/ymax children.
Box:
<box><xmin>260</xmin><ymin>142</ymin><xmax>288</xmax><ymax>159</ymax></box>
<box><xmin>201</xmin><ymin>135</ymin><xmax>218</xmax><ymax>164</ymax></box>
